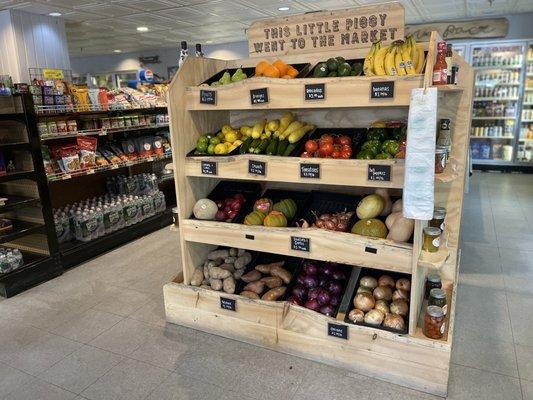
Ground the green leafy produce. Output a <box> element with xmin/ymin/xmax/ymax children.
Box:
<box><xmin>381</xmin><ymin>140</ymin><xmax>400</xmax><ymax>156</ymax></box>
<box><xmin>392</xmin><ymin>126</ymin><xmax>406</xmax><ymax>141</ymax></box>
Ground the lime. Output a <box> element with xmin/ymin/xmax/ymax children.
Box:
<box><xmin>207</xmin><ymin>144</ymin><xmax>215</xmax><ymax>155</ymax></box>
<box><xmin>197</xmin><ymin>141</ymin><xmax>208</xmax><ymax>153</ymax></box>
<box><xmin>209</xmin><ymin>137</ymin><xmax>221</xmax><ymax>145</ymax></box>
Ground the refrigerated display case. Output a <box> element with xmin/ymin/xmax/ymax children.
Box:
<box><xmin>518</xmin><ymin>43</ymin><xmax>533</xmax><ymax>164</ymax></box>
<box><xmin>469</xmin><ymin>42</ymin><xmax>525</xmax><ymax>168</ymax></box>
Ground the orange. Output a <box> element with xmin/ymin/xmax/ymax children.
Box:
<box><xmin>286</xmin><ymin>66</ymin><xmax>299</xmax><ymax>78</ymax></box>
<box><xmin>255</xmin><ymin>60</ymin><xmax>270</xmax><ymax>76</ymax></box>
<box><xmin>281</xmin><ymin>74</ymin><xmax>292</xmax><ymax>79</ymax></box>
<box><xmin>263</xmin><ymin>65</ymin><xmax>281</xmax><ymax>78</ymax></box>
<box><xmin>273</xmin><ymin>59</ymin><xmax>289</xmax><ymax>76</ymax></box>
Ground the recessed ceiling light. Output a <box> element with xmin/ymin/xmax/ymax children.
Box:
<box><xmin>278</xmin><ymin>6</ymin><xmax>290</xmax><ymax>11</ymax></box>
<box><xmin>205</xmin><ymin>40</ymin><xmax>213</xmax><ymax>44</ymax></box>
<box><xmin>49</xmin><ymin>12</ymin><xmax>62</xmax><ymax>17</ymax></box>
<box><xmin>137</xmin><ymin>26</ymin><xmax>149</xmax><ymax>32</ymax></box>
<box><xmin>113</xmin><ymin>49</ymin><xmax>122</xmax><ymax>53</ymax></box>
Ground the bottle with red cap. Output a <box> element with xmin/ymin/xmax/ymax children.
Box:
<box><xmin>432</xmin><ymin>42</ymin><xmax>448</xmax><ymax>85</ymax></box>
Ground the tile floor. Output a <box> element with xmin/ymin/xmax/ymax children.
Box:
<box><xmin>0</xmin><ymin>171</ymin><xmax>532</xmax><ymax>399</ymax></box>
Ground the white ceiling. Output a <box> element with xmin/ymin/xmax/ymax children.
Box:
<box><xmin>1</xmin><ymin>0</ymin><xmax>532</xmax><ymax>57</ymax></box>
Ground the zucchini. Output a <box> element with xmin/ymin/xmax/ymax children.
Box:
<box><xmin>283</xmin><ymin>143</ymin><xmax>297</xmax><ymax>156</ymax></box>
<box><xmin>239</xmin><ymin>137</ymin><xmax>252</xmax><ymax>154</ymax></box>
<box><xmin>248</xmin><ymin>139</ymin><xmax>261</xmax><ymax>153</ymax></box>
<box><xmin>277</xmin><ymin>139</ymin><xmax>289</xmax><ymax>156</ymax></box>
<box><xmin>266</xmin><ymin>138</ymin><xmax>279</xmax><ymax>155</ymax></box>
<box><xmin>254</xmin><ymin>139</ymin><xmax>269</xmax><ymax>154</ymax></box>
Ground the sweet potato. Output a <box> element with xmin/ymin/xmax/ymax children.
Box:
<box><xmin>209</xmin><ymin>278</ymin><xmax>223</xmax><ymax>291</ymax></box>
<box><xmin>260</xmin><ymin>276</ymin><xmax>283</xmax><ymax>289</ymax></box>
<box><xmin>234</xmin><ymin>252</ymin><xmax>252</xmax><ymax>269</ymax></box>
<box><xmin>270</xmin><ymin>266</ymin><xmax>292</xmax><ymax>284</ymax></box>
<box><xmin>209</xmin><ymin>266</ymin><xmax>231</xmax><ymax>279</ymax></box>
<box><xmin>233</xmin><ymin>269</ymin><xmax>244</xmax><ymax>280</ymax></box>
<box><xmin>241</xmin><ymin>270</ymin><xmax>261</xmax><ymax>283</ymax></box>
<box><xmin>240</xmin><ymin>290</ymin><xmax>260</xmax><ymax>299</ymax></box>
<box><xmin>261</xmin><ymin>286</ymin><xmax>286</xmax><ymax>301</ymax></box>
<box><xmin>223</xmin><ymin>276</ymin><xmax>235</xmax><ymax>294</ymax></box>
<box><xmin>255</xmin><ymin>261</ymin><xmax>285</xmax><ymax>274</ymax></box>
<box><xmin>190</xmin><ymin>268</ymin><xmax>204</xmax><ymax>286</ymax></box>
<box><xmin>219</xmin><ymin>263</ymin><xmax>235</xmax><ymax>273</ymax></box>
<box><xmin>243</xmin><ymin>280</ymin><xmax>265</xmax><ymax>295</ymax></box>
<box><xmin>207</xmin><ymin>249</ymin><xmax>229</xmax><ymax>260</ymax></box>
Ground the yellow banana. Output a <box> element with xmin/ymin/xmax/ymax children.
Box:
<box><xmin>373</xmin><ymin>45</ymin><xmax>389</xmax><ymax>76</ymax></box>
<box><xmin>384</xmin><ymin>45</ymin><xmax>397</xmax><ymax>76</ymax></box>
<box><xmin>401</xmin><ymin>42</ymin><xmax>416</xmax><ymax>75</ymax></box>
<box><xmin>394</xmin><ymin>44</ymin><xmax>406</xmax><ymax>76</ymax></box>
<box><xmin>407</xmin><ymin>36</ymin><xmax>418</xmax><ymax>70</ymax></box>
<box><xmin>415</xmin><ymin>44</ymin><xmax>425</xmax><ymax>74</ymax></box>
<box><xmin>363</xmin><ymin>41</ymin><xmax>380</xmax><ymax>76</ymax></box>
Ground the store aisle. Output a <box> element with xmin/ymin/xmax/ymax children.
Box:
<box><xmin>0</xmin><ymin>172</ymin><xmax>532</xmax><ymax>400</ymax></box>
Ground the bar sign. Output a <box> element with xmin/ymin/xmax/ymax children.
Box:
<box><xmin>304</xmin><ymin>83</ymin><xmax>325</xmax><ymax>100</ymax></box>
<box><xmin>367</xmin><ymin>164</ymin><xmax>391</xmax><ymax>181</ymax></box>
<box><xmin>291</xmin><ymin>236</ymin><xmax>310</xmax><ymax>252</ymax></box>
<box><xmin>250</xmin><ymin>88</ymin><xmax>268</xmax><ymax>104</ymax></box>
<box><xmin>200</xmin><ymin>89</ymin><xmax>216</xmax><ymax>105</ymax></box>
<box><xmin>248</xmin><ymin>160</ymin><xmax>266</xmax><ymax>176</ymax></box>
<box><xmin>328</xmin><ymin>323</ymin><xmax>348</xmax><ymax>339</ymax></box>
<box><xmin>201</xmin><ymin>161</ymin><xmax>217</xmax><ymax>175</ymax></box>
<box><xmin>220</xmin><ymin>297</ymin><xmax>236</xmax><ymax>311</ymax></box>
<box><xmin>371</xmin><ymin>81</ymin><xmax>395</xmax><ymax>99</ymax></box>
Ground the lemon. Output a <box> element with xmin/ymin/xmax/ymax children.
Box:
<box><xmin>214</xmin><ymin>143</ymin><xmax>227</xmax><ymax>155</ymax></box>
<box><xmin>225</xmin><ymin>131</ymin><xmax>238</xmax><ymax>143</ymax></box>
<box><xmin>221</xmin><ymin>124</ymin><xmax>233</xmax><ymax>135</ymax></box>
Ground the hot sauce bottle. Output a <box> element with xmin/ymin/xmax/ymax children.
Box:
<box><xmin>432</xmin><ymin>42</ymin><xmax>448</xmax><ymax>85</ymax></box>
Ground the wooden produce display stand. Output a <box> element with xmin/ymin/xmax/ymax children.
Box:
<box><xmin>163</xmin><ymin>3</ymin><xmax>473</xmax><ymax>397</ymax></box>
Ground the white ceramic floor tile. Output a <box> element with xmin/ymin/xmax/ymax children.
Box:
<box><xmin>516</xmin><ymin>344</ymin><xmax>533</xmax><ymax>382</ymax></box>
<box><xmin>2</xmin><ymin>375</ymin><xmax>77</xmax><ymax>400</ymax></box>
<box><xmin>48</xmin><ymin>309</ymin><xmax>123</xmax><ymax>343</ymax></box>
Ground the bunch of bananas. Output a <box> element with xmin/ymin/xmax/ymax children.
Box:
<box><xmin>364</xmin><ymin>35</ymin><xmax>425</xmax><ymax>77</ymax></box>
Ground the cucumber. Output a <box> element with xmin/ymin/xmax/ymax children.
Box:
<box><xmin>248</xmin><ymin>139</ymin><xmax>261</xmax><ymax>153</ymax></box>
<box><xmin>277</xmin><ymin>139</ymin><xmax>289</xmax><ymax>156</ymax></box>
<box><xmin>266</xmin><ymin>138</ymin><xmax>279</xmax><ymax>155</ymax></box>
<box><xmin>283</xmin><ymin>143</ymin><xmax>297</xmax><ymax>156</ymax></box>
<box><xmin>239</xmin><ymin>137</ymin><xmax>252</xmax><ymax>154</ymax></box>
<box><xmin>254</xmin><ymin>138</ymin><xmax>269</xmax><ymax>154</ymax></box>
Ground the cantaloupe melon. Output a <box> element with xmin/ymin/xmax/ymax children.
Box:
<box><xmin>193</xmin><ymin>198</ymin><xmax>218</xmax><ymax>220</ymax></box>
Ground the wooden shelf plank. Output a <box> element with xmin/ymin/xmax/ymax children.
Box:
<box><xmin>181</xmin><ymin>219</ymin><xmax>413</xmax><ymax>274</ymax></box>
<box><xmin>418</xmin><ymin>246</ymin><xmax>450</xmax><ymax>269</ymax></box>
<box><xmin>186</xmin><ymin>155</ymin><xmax>404</xmax><ymax>188</ymax></box>
<box><xmin>186</xmin><ymin>76</ymin><xmax>462</xmax><ymax>111</ymax></box>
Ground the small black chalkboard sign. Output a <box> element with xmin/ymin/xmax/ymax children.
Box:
<box><xmin>200</xmin><ymin>89</ymin><xmax>216</xmax><ymax>105</ymax></box>
<box><xmin>291</xmin><ymin>236</ymin><xmax>310</xmax><ymax>252</ymax></box>
<box><xmin>304</xmin><ymin>83</ymin><xmax>325</xmax><ymax>100</ymax></box>
<box><xmin>370</xmin><ymin>81</ymin><xmax>394</xmax><ymax>99</ymax></box>
<box><xmin>300</xmin><ymin>163</ymin><xmax>320</xmax><ymax>179</ymax></box>
<box><xmin>328</xmin><ymin>323</ymin><xmax>348</xmax><ymax>339</ymax></box>
<box><xmin>201</xmin><ymin>161</ymin><xmax>217</xmax><ymax>175</ymax></box>
<box><xmin>220</xmin><ymin>297</ymin><xmax>236</xmax><ymax>311</ymax></box>
<box><xmin>367</xmin><ymin>164</ymin><xmax>391</xmax><ymax>181</ymax></box>
<box><xmin>250</xmin><ymin>88</ymin><xmax>268</xmax><ymax>104</ymax></box>
<box><xmin>248</xmin><ymin>160</ymin><xmax>266</xmax><ymax>176</ymax></box>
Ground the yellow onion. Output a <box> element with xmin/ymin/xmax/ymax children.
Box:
<box><xmin>378</xmin><ymin>275</ymin><xmax>395</xmax><ymax>288</ymax></box>
<box><xmin>348</xmin><ymin>308</ymin><xmax>365</xmax><ymax>323</ymax></box>
<box><xmin>373</xmin><ymin>285</ymin><xmax>393</xmax><ymax>301</ymax></box>
<box><xmin>360</xmin><ymin>276</ymin><xmax>378</xmax><ymax>289</ymax></box>
<box><xmin>354</xmin><ymin>292</ymin><xmax>375</xmax><ymax>312</ymax></box>
<box><xmin>390</xmin><ymin>299</ymin><xmax>409</xmax><ymax>317</ymax></box>
<box><xmin>392</xmin><ymin>289</ymin><xmax>410</xmax><ymax>302</ymax></box>
<box><xmin>396</xmin><ymin>278</ymin><xmax>411</xmax><ymax>292</ymax></box>
<box><xmin>375</xmin><ymin>299</ymin><xmax>390</xmax><ymax>315</ymax></box>
<box><xmin>383</xmin><ymin>313</ymin><xmax>405</xmax><ymax>331</ymax></box>
<box><xmin>364</xmin><ymin>309</ymin><xmax>384</xmax><ymax>325</ymax></box>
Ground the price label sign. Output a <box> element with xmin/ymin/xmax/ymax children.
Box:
<box><xmin>248</xmin><ymin>160</ymin><xmax>266</xmax><ymax>176</ymax></box>
<box><xmin>291</xmin><ymin>236</ymin><xmax>310</xmax><ymax>252</ymax></box>
<box><xmin>328</xmin><ymin>323</ymin><xmax>348</xmax><ymax>339</ymax></box>
<box><xmin>370</xmin><ymin>81</ymin><xmax>395</xmax><ymax>99</ymax></box>
<box><xmin>200</xmin><ymin>89</ymin><xmax>216</xmax><ymax>105</ymax></box>
<box><xmin>367</xmin><ymin>164</ymin><xmax>391</xmax><ymax>181</ymax></box>
<box><xmin>250</xmin><ymin>88</ymin><xmax>269</xmax><ymax>104</ymax></box>
<box><xmin>201</xmin><ymin>161</ymin><xmax>217</xmax><ymax>175</ymax></box>
<box><xmin>304</xmin><ymin>83</ymin><xmax>325</xmax><ymax>100</ymax></box>
<box><xmin>220</xmin><ymin>297</ymin><xmax>236</xmax><ymax>311</ymax></box>
<box><xmin>300</xmin><ymin>163</ymin><xmax>320</xmax><ymax>179</ymax></box>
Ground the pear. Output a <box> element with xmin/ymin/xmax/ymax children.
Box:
<box><xmin>231</xmin><ymin>68</ymin><xmax>247</xmax><ymax>82</ymax></box>
<box><xmin>219</xmin><ymin>71</ymin><xmax>231</xmax><ymax>85</ymax></box>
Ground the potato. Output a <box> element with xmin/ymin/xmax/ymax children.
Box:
<box><xmin>223</xmin><ymin>276</ymin><xmax>235</xmax><ymax>294</ymax></box>
<box><xmin>190</xmin><ymin>268</ymin><xmax>204</xmax><ymax>286</ymax></box>
<box><xmin>207</xmin><ymin>258</ymin><xmax>223</xmax><ymax>268</ymax></box>
<box><xmin>229</xmin><ymin>248</ymin><xmax>238</xmax><ymax>257</ymax></box>
<box><xmin>202</xmin><ymin>278</ymin><xmax>209</xmax><ymax>285</ymax></box>
<box><xmin>270</xmin><ymin>266</ymin><xmax>292</xmax><ymax>284</ymax></box>
<box><xmin>255</xmin><ymin>261</ymin><xmax>284</xmax><ymax>274</ymax></box>
<box><xmin>224</xmin><ymin>256</ymin><xmax>237</xmax><ymax>264</ymax></box>
<box><xmin>234</xmin><ymin>252</ymin><xmax>252</xmax><ymax>269</ymax></box>
<box><xmin>233</xmin><ymin>269</ymin><xmax>244</xmax><ymax>280</ymax></box>
<box><xmin>207</xmin><ymin>249</ymin><xmax>229</xmax><ymax>260</ymax></box>
<box><xmin>237</xmin><ymin>248</ymin><xmax>246</xmax><ymax>256</ymax></box>
<box><xmin>219</xmin><ymin>263</ymin><xmax>235</xmax><ymax>273</ymax></box>
<box><xmin>200</xmin><ymin>284</ymin><xmax>211</xmax><ymax>290</ymax></box>
<box><xmin>260</xmin><ymin>276</ymin><xmax>283</xmax><ymax>289</ymax></box>
<box><xmin>261</xmin><ymin>286</ymin><xmax>286</xmax><ymax>301</ymax></box>
<box><xmin>209</xmin><ymin>278</ymin><xmax>223</xmax><ymax>291</ymax></box>
<box><xmin>240</xmin><ymin>290</ymin><xmax>259</xmax><ymax>299</ymax></box>
<box><xmin>209</xmin><ymin>266</ymin><xmax>231</xmax><ymax>279</ymax></box>
<box><xmin>243</xmin><ymin>280</ymin><xmax>265</xmax><ymax>295</ymax></box>
<box><xmin>203</xmin><ymin>264</ymin><xmax>210</xmax><ymax>279</ymax></box>
<box><xmin>241</xmin><ymin>270</ymin><xmax>261</xmax><ymax>283</ymax></box>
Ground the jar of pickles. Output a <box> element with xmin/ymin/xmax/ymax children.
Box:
<box><xmin>422</xmin><ymin>226</ymin><xmax>441</xmax><ymax>252</ymax></box>
<box><xmin>430</xmin><ymin>207</ymin><xmax>446</xmax><ymax>231</ymax></box>
<box><xmin>429</xmin><ymin>288</ymin><xmax>447</xmax><ymax>315</ymax></box>
<box><xmin>423</xmin><ymin>305</ymin><xmax>445</xmax><ymax>339</ymax></box>
<box><xmin>425</xmin><ymin>274</ymin><xmax>442</xmax><ymax>299</ymax></box>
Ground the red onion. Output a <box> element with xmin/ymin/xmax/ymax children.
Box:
<box><xmin>320</xmin><ymin>304</ymin><xmax>335</xmax><ymax>317</ymax></box>
<box><xmin>291</xmin><ymin>284</ymin><xmax>307</xmax><ymax>300</ymax></box>
<box><xmin>322</xmin><ymin>262</ymin><xmax>336</xmax><ymax>276</ymax></box>
<box><xmin>332</xmin><ymin>269</ymin><xmax>346</xmax><ymax>281</ymax></box>
<box><xmin>308</xmin><ymin>287</ymin><xmax>320</xmax><ymax>300</ymax></box>
<box><xmin>304</xmin><ymin>298</ymin><xmax>320</xmax><ymax>311</ymax></box>
<box><xmin>297</xmin><ymin>274</ymin><xmax>306</xmax><ymax>285</ymax></box>
<box><xmin>317</xmin><ymin>289</ymin><xmax>331</xmax><ymax>306</ymax></box>
<box><xmin>302</xmin><ymin>275</ymin><xmax>318</xmax><ymax>289</ymax></box>
<box><xmin>303</xmin><ymin>262</ymin><xmax>319</xmax><ymax>275</ymax></box>
<box><xmin>318</xmin><ymin>275</ymin><xmax>329</xmax><ymax>287</ymax></box>
<box><xmin>326</xmin><ymin>280</ymin><xmax>343</xmax><ymax>296</ymax></box>
<box><xmin>329</xmin><ymin>295</ymin><xmax>340</xmax><ymax>307</ymax></box>
<box><xmin>287</xmin><ymin>296</ymin><xmax>303</xmax><ymax>306</ymax></box>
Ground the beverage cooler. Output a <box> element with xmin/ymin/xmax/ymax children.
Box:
<box><xmin>518</xmin><ymin>43</ymin><xmax>533</xmax><ymax>164</ymax></box>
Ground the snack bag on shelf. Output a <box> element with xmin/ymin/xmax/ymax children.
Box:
<box><xmin>88</xmin><ymin>89</ymin><xmax>100</xmax><ymax>110</ymax></box>
<box><xmin>69</xmin><ymin>85</ymin><xmax>90</xmax><ymax>111</ymax></box>
<box><xmin>99</xmin><ymin>147</ymin><xmax>122</xmax><ymax>164</ymax></box>
<box><xmin>121</xmin><ymin>138</ymin><xmax>138</xmax><ymax>160</ymax></box>
<box><xmin>109</xmin><ymin>144</ymin><xmax>129</xmax><ymax>162</ymax></box>
<box><xmin>95</xmin><ymin>150</ymin><xmax>109</xmax><ymax>166</ymax></box>
<box><xmin>152</xmin><ymin>136</ymin><xmax>164</xmax><ymax>156</ymax></box>
<box><xmin>77</xmin><ymin>136</ymin><xmax>98</xmax><ymax>169</ymax></box>
<box><xmin>58</xmin><ymin>145</ymin><xmax>81</xmax><ymax>173</ymax></box>
<box><xmin>41</xmin><ymin>146</ymin><xmax>55</xmax><ymax>175</ymax></box>
<box><xmin>98</xmin><ymin>88</ymin><xmax>109</xmax><ymax>110</ymax></box>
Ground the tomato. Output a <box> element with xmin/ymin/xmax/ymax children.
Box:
<box><xmin>305</xmin><ymin>139</ymin><xmax>318</xmax><ymax>153</ymax></box>
<box><xmin>319</xmin><ymin>142</ymin><xmax>334</xmax><ymax>157</ymax></box>
<box><xmin>301</xmin><ymin>151</ymin><xmax>312</xmax><ymax>158</ymax></box>
<box><xmin>319</xmin><ymin>134</ymin><xmax>334</xmax><ymax>146</ymax></box>
<box><xmin>331</xmin><ymin>150</ymin><xmax>341</xmax><ymax>159</ymax></box>
<box><xmin>340</xmin><ymin>149</ymin><xmax>352</xmax><ymax>159</ymax></box>
<box><xmin>338</xmin><ymin>135</ymin><xmax>351</xmax><ymax>146</ymax></box>
<box><xmin>341</xmin><ymin>144</ymin><xmax>352</xmax><ymax>152</ymax></box>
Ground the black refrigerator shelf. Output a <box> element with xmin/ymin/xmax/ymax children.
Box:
<box><xmin>0</xmin><ymin>195</ymin><xmax>40</xmax><ymax>213</ymax></box>
<box><xmin>0</xmin><ymin>170</ymin><xmax>36</xmax><ymax>183</ymax></box>
<box><xmin>0</xmin><ymin>220</ymin><xmax>45</xmax><ymax>244</ymax></box>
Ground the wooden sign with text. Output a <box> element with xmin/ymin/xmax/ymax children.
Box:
<box><xmin>248</xmin><ymin>3</ymin><xmax>404</xmax><ymax>57</ymax></box>
<box><xmin>406</xmin><ymin>18</ymin><xmax>508</xmax><ymax>42</ymax></box>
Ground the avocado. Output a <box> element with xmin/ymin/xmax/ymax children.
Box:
<box><xmin>326</xmin><ymin>58</ymin><xmax>339</xmax><ymax>72</ymax></box>
<box><xmin>337</xmin><ymin>62</ymin><xmax>352</xmax><ymax>77</ymax></box>
<box><xmin>335</xmin><ymin>56</ymin><xmax>346</xmax><ymax>65</ymax></box>
<box><xmin>327</xmin><ymin>71</ymin><xmax>338</xmax><ymax>77</ymax></box>
<box><xmin>313</xmin><ymin>62</ymin><xmax>328</xmax><ymax>77</ymax></box>
<box><xmin>351</xmin><ymin>63</ymin><xmax>363</xmax><ymax>76</ymax></box>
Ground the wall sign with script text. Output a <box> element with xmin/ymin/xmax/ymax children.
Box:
<box><xmin>247</xmin><ymin>3</ymin><xmax>404</xmax><ymax>57</ymax></box>
<box><xmin>406</xmin><ymin>18</ymin><xmax>508</xmax><ymax>41</ymax></box>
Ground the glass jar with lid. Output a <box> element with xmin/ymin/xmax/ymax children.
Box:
<box><xmin>423</xmin><ymin>305</ymin><xmax>445</xmax><ymax>339</ymax></box>
<box><xmin>423</xmin><ymin>227</ymin><xmax>441</xmax><ymax>252</ymax></box>
<box><xmin>430</xmin><ymin>207</ymin><xmax>446</xmax><ymax>231</ymax></box>
<box><xmin>435</xmin><ymin>146</ymin><xmax>447</xmax><ymax>173</ymax></box>
<box><xmin>425</xmin><ymin>274</ymin><xmax>442</xmax><ymax>299</ymax></box>
<box><xmin>429</xmin><ymin>288</ymin><xmax>447</xmax><ymax>314</ymax></box>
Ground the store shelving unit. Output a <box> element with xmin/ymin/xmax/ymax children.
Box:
<box><xmin>162</xmin><ymin>11</ymin><xmax>473</xmax><ymax>396</ymax></box>
<box><xmin>0</xmin><ymin>94</ymin><xmax>61</xmax><ymax>297</ymax></box>
<box><xmin>517</xmin><ymin>43</ymin><xmax>533</xmax><ymax>164</ymax></box>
